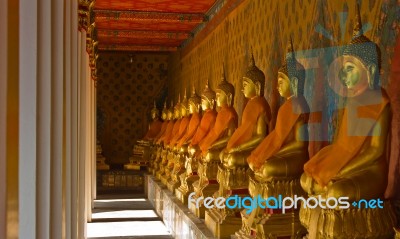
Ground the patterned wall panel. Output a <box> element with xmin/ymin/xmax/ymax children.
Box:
<box><xmin>97</xmin><ymin>52</ymin><xmax>168</xmax><ymax>165</ymax></box>
<box><xmin>167</xmin><ymin>0</ymin><xmax>399</xmax><ymax>148</ymax></box>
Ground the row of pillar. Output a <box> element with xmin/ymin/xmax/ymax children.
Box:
<box><xmin>0</xmin><ymin>0</ymin><xmax>96</xmax><ymax>238</ymax></box>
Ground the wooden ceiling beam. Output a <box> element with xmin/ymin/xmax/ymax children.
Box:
<box><xmin>97</xmin><ymin>29</ymin><xmax>191</xmax><ymax>40</ymax></box>
<box><xmin>98</xmin><ymin>44</ymin><xmax>178</xmax><ymax>52</ymax></box>
<box><xmin>94</xmin><ymin>10</ymin><xmax>206</xmax><ymax>24</ymax></box>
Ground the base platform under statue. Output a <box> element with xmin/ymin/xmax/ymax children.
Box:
<box><xmin>146</xmin><ymin>174</ymin><xmax>215</xmax><ymax>239</ymax></box>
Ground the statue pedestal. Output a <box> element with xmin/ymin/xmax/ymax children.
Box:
<box><xmin>205</xmin><ymin>165</ymin><xmax>251</xmax><ymax>239</ymax></box>
<box><xmin>189</xmin><ymin>158</ymin><xmax>220</xmax><ymax>218</ymax></box>
<box><xmin>167</xmin><ymin>151</ymin><xmax>186</xmax><ymax>193</ymax></box>
<box><xmin>150</xmin><ymin>146</ymin><xmax>162</xmax><ymax>175</ymax></box>
<box><xmin>205</xmin><ymin>208</ymin><xmax>242</xmax><ymax>239</ymax></box>
<box><xmin>175</xmin><ymin>148</ymin><xmax>200</xmax><ymax>205</ymax></box>
<box><xmin>300</xmin><ymin>200</ymin><xmax>397</xmax><ymax>239</ymax></box>
<box><xmin>123</xmin><ymin>163</ymin><xmax>141</xmax><ymax>170</ymax></box>
<box><xmin>160</xmin><ymin>150</ymin><xmax>175</xmax><ymax>185</ymax></box>
<box><xmin>188</xmin><ymin>183</ymin><xmax>219</xmax><ymax>218</ymax></box>
<box><xmin>235</xmin><ymin>176</ymin><xmax>307</xmax><ymax>239</ymax></box>
<box><xmin>175</xmin><ymin>172</ymin><xmax>199</xmax><ymax>205</ymax></box>
<box><xmin>155</xmin><ymin>149</ymin><xmax>169</xmax><ymax>180</ymax></box>
<box><xmin>96</xmin><ymin>142</ymin><xmax>109</xmax><ymax>170</ymax></box>
<box><xmin>96</xmin><ymin>156</ymin><xmax>109</xmax><ymax>170</ymax></box>
<box><xmin>235</xmin><ymin>209</ymin><xmax>304</xmax><ymax>239</ymax></box>
<box><xmin>146</xmin><ymin>174</ymin><xmax>215</xmax><ymax>239</ymax></box>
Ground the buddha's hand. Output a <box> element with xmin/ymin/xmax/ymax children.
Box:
<box><xmin>219</xmin><ymin>150</ymin><xmax>226</xmax><ymax>163</ymax></box>
<box><xmin>227</xmin><ymin>147</ymin><xmax>239</xmax><ymax>154</ymax></box>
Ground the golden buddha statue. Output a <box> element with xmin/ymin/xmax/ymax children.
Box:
<box><xmin>155</xmin><ymin>102</ymin><xmax>175</xmax><ymax>180</ymax></box>
<box><xmin>96</xmin><ymin>139</ymin><xmax>109</xmax><ymax>170</ymax></box>
<box><xmin>177</xmin><ymin>87</ymin><xmax>202</xmax><ymax>147</ymax></box>
<box><xmin>161</xmin><ymin>98</ymin><xmax>182</xmax><ymax>186</ymax></box>
<box><xmin>190</xmin><ymin>70</ymin><xmax>238</xmax><ymax>219</ymax></box>
<box><xmin>236</xmin><ymin>40</ymin><xmax>309</xmax><ymax>239</ymax></box>
<box><xmin>143</xmin><ymin>101</ymin><xmax>163</xmax><ymax>141</ymax></box>
<box><xmin>205</xmin><ymin>54</ymin><xmax>271</xmax><ymax>239</ymax></box>
<box><xmin>168</xmin><ymin>91</ymin><xmax>192</xmax><ymax>192</ymax></box>
<box><xmin>176</xmin><ymin>83</ymin><xmax>218</xmax><ymax>204</ymax></box>
<box><xmin>149</xmin><ymin>102</ymin><xmax>168</xmax><ymax>174</ymax></box>
<box><xmin>127</xmin><ymin>101</ymin><xmax>162</xmax><ymax>170</ymax></box>
<box><xmin>300</xmin><ymin>5</ymin><xmax>396</xmax><ymax>238</ymax></box>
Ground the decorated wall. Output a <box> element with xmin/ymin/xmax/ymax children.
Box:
<box><xmin>168</xmin><ymin>0</ymin><xmax>400</xmax><ymax>198</ymax></box>
<box><xmin>97</xmin><ymin>52</ymin><xmax>168</xmax><ymax>165</ymax></box>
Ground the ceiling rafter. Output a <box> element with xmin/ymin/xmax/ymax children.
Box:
<box><xmin>94</xmin><ymin>10</ymin><xmax>206</xmax><ymax>23</ymax></box>
<box><xmin>98</xmin><ymin>44</ymin><xmax>178</xmax><ymax>52</ymax></box>
<box><xmin>97</xmin><ymin>29</ymin><xmax>191</xmax><ymax>40</ymax></box>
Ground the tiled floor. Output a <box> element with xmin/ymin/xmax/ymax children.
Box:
<box><xmin>87</xmin><ymin>194</ymin><xmax>172</xmax><ymax>239</ymax></box>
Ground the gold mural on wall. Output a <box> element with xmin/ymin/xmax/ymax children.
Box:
<box><xmin>97</xmin><ymin>52</ymin><xmax>168</xmax><ymax>165</ymax></box>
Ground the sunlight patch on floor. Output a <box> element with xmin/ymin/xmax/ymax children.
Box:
<box><xmin>92</xmin><ymin>210</ymin><xmax>158</xmax><ymax>219</ymax></box>
<box><xmin>94</xmin><ymin>198</ymin><xmax>147</xmax><ymax>203</ymax></box>
<box><xmin>87</xmin><ymin>221</ymin><xmax>171</xmax><ymax>238</ymax></box>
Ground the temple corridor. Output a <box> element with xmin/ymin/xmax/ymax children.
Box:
<box><xmin>2</xmin><ymin>0</ymin><xmax>400</xmax><ymax>239</ymax></box>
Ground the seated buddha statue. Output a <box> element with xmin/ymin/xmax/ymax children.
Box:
<box><xmin>190</xmin><ymin>70</ymin><xmax>238</xmax><ymax>218</ymax></box>
<box><xmin>126</xmin><ymin>102</ymin><xmax>162</xmax><ymax>170</ymax></box>
<box><xmin>205</xmin><ymin>54</ymin><xmax>271</xmax><ymax>238</ymax></box>
<box><xmin>168</xmin><ymin>91</ymin><xmax>193</xmax><ymax>192</ymax></box>
<box><xmin>155</xmin><ymin>102</ymin><xmax>175</xmax><ymax>179</ymax></box>
<box><xmin>176</xmin><ymin>83</ymin><xmax>218</xmax><ymax>204</ymax></box>
<box><xmin>177</xmin><ymin>87</ymin><xmax>202</xmax><ymax>147</ymax></box>
<box><xmin>156</xmin><ymin>101</ymin><xmax>175</xmax><ymax>145</ymax></box>
<box><xmin>149</xmin><ymin>102</ymin><xmax>168</xmax><ymax>174</ymax></box>
<box><xmin>169</xmin><ymin>91</ymin><xmax>191</xmax><ymax>147</ymax></box>
<box><xmin>236</xmin><ymin>40</ymin><xmax>309</xmax><ymax>239</ymax></box>
<box><xmin>300</xmin><ymin>6</ymin><xmax>396</xmax><ymax>239</ymax></box>
<box><xmin>161</xmin><ymin>98</ymin><xmax>183</xmax><ymax>185</ymax></box>
<box><xmin>143</xmin><ymin>101</ymin><xmax>163</xmax><ymax>141</ymax></box>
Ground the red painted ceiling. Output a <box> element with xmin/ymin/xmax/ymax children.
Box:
<box><xmin>93</xmin><ymin>0</ymin><xmax>217</xmax><ymax>52</ymax></box>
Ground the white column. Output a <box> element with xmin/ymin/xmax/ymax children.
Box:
<box><xmin>77</xmin><ymin>30</ymin><xmax>88</xmax><ymax>238</ymax></box>
<box><xmin>3</xmin><ymin>0</ymin><xmax>82</xmax><ymax>238</ymax></box>
<box><xmin>36</xmin><ymin>0</ymin><xmax>52</xmax><ymax>237</ymax></box>
<box><xmin>70</xmin><ymin>1</ymin><xmax>79</xmax><ymax>238</ymax></box>
<box><xmin>19</xmin><ymin>0</ymin><xmax>38</xmax><ymax>238</ymax></box>
<box><xmin>64</xmin><ymin>0</ymin><xmax>72</xmax><ymax>238</ymax></box>
<box><xmin>50</xmin><ymin>0</ymin><xmax>64</xmax><ymax>237</ymax></box>
<box><xmin>85</xmin><ymin>55</ymin><xmax>93</xmax><ymax>223</ymax></box>
<box><xmin>0</xmin><ymin>1</ymin><xmax>8</xmax><ymax>238</ymax></box>
<box><xmin>92</xmin><ymin>79</ymin><xmax>97</xmax><ymax>201</ymax></box>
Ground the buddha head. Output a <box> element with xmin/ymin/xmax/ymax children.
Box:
<box><xmin>174</xmin><ymin>95</ymin><xmax>182</xmax><ymax>120</ymax></box>
<box><xmin>277</xmin><ymin>38</ymin><xmax>306</xmax><ymax>99</ymax></box>
<box><xmin>216</xmin><ymin>68</ymin><xmax>235</xmax><ymax>107</ymax></box>
<box><xmin>189</xmin><ymin>86</ymin><xmax>202</xmax><ymax>114</ymax></box>
<box><xmin>167</xmin><ymin>101</ymin><xmax>174</xmax><ymax>120</ymax></box>
<box><xmin>180</xmin><ymin>90</ymin><xmax>189</xmax><ymax>117</ymax></box>
<box><xmin>340</xmin><ymin>4</ymin><xmax>381</xmax><ymax>95</ymax></box>
<box><xmin>242</xmin><ymin>53</ymin><xmax>265</xmax><ymax>98</ymax></box>
<box><xmin>201</xmin><ymin>81</ymin><xmax>216</xmax><ymax>111</ymax></box>
<box><xmin>150</xmin><ymin>101</ymin><xmax>160</xmax><ymax>120</ymax></box>
<box><xmin>161</xmin><ymin>101</ymin><xmax>168</xmax><ymax>120</ymax></box>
